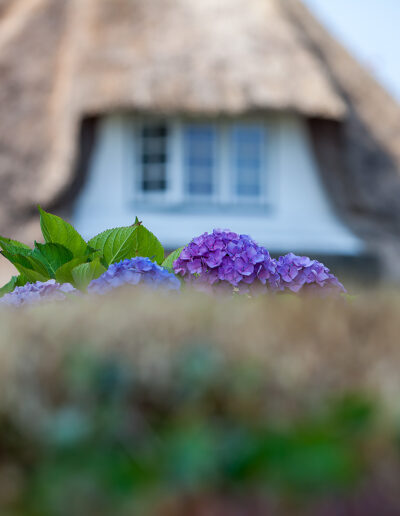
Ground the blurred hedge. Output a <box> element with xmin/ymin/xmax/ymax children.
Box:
<box><xmin>0</xmin><ymin>289</ymin><xmax>400</xmax><ymax>515</ymax></box>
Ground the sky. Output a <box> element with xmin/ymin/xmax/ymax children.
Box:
<box><xmin>302</xmin><ymin>0</ymin><xmax>400</xmax><ymax>102</ymax></box>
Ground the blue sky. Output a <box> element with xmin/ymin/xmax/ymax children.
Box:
<box><xmin>302</xmin><ymin>0</ymin><xmax>400</xmax><ymax>102</ymax></box>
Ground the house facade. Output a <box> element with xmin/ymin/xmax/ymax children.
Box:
<box><xmin>73</xmin><ymin>113</ymin><xmax>362</xmax><ymax>254</ymax></box>
<box><xmin>1</xmin><ymin>0</ymin><xmax>400</xmax><ymax>278</ymax></box>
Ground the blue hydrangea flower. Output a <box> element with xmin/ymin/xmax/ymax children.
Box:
<box><xmin>276</xmin><ymin>253</ymin><xmax>345</xmax><ymax>294</ymax></box>
<box><xmin>0</xmin><ymin>279</ymin><xmax>76</xmax><ymax>307</ymax></box>
<box><xmin>173</xmin><ymin>229</ymin><xmax>279</xmax><ymax>293</ymax></box>
<box><xmin>88</xmin><ymin>257</ymin><xmax>180</xmax><ymax>294</ymax></box>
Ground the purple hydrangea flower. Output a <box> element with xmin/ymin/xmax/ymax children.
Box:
<box><xmin>276</xmin><ymin>253</ymin><xmax>345</xmax><ymax>294</ymax></box>
<box><xmin>0</xmin><ymin>279</ymin><xmax>76</xmax><ymax>307</ymax></box>
<box><xmin>88</xmin><ymin>257</ymin><xmax>180</xmax><ymax>294</ymax></box>
<box><xmin>173</xmin><ymin>229</ymin><xmax>279</xmax><ymax>293</ymax></box>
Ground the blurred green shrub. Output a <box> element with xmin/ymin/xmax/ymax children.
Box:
<box><xmin>0</xmin><ymin>290</ymin><xmax>399</xmax><ymax>515</ymax></box>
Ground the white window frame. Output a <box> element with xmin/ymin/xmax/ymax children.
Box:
<box><xmin>129</xmin><ymin>115</ymin><xmax>275</xmax><ymax>207</ymax></box>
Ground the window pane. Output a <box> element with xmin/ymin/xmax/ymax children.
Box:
<box><xmin>140</xmin><ymin>122</ymin><xmax>168</xmax><ymax>192</ymax></box>
<box><xmin>232</xmin><ymin>125</ymin><xmax>264</xmax><ymax>197</ymax></box>
<box><xmin>184</xmin><ymin>125</ymin><xmax>215</xmax><ymax>195</ymax></box>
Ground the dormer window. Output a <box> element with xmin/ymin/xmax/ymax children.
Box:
<box><xmin>133</xmin><ymin>118</ymin><xmax>268</xmax><ymax>204</ymax></box>
<box><xmin>73</xmin><ymin>113</ymin><xmax>363</xmax><ymax>257</ymax></box>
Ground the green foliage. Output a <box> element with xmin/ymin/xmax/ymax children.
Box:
<box><xmin>0</xmin><ymin>289</ymin><xmax>397</xmax><ymax>514</ymax></box>
<box><xmin>0</xmin><ymin>341</ymin><xmax>384</xmax><ymax>515</ymax></box>
<box><xmin>88</xmin><ymin>226</ymin><xmax>139</xmax><ymax>266</ymax></box>
<box><xmin>39</xmin><ymin>206</ymin><xmax>88</xmax><ymax>257</ymax></box>
<box><xmin>71</xmin><ymin>259</ymin><xmax>107</xmax><ymax>291</ymax></box>
<box><xmin>1</xmin><ymin>244</ymin><xmax>49</xmax><ymax>279</ymax></box>
<box><xmin>162</xmin><ymin>246</ymin><xmax>184</xmax><ymax>271</ymax></box>
<box><xmin>55</xmin><ymin>257</ymin><xmax>92</xmax><ymax>285</ymax></box>
<box><xmin>11</xmin><ymin>264</ymin><xmax>48</xmax><ymax>284</ymax></box>
<box><xmin>0</xmin><ymin>240</ymin><xmax>35</xmax><ymax>259</ymax></box>
<box><xmin>0</xmin><ymin>237</ymin><xmax>73</xmax><ymax>286</ymax></box>
<box><xmin>88</xmin><ymin>224</ymin><xmax>164</xmax><ymax>266</ymax></box>
<box><xmin>0</xmin><ymin>274</ymin><xmax>30</xmax><ymax>296</ymax></box>
<box><xmin>0</xmin><ymin>208</ymin><xmax>166</xmax><ymax>295</ymax></box>
<box><xmin>0</xmin><ymin>236</ymin><xmax>30</xmax><ymax>250</ymax></box>
<box><xmin>32</xmin><ymin>242</ymin><xmax>73</xmax><ymax>277</ymax></box>
<box><xmin>0</xmin><ymin>275</ymin><xmax>18</xmax><ymax>296</ymax></box>
<box><xmin>132</xmin><ymin>224</ymin><xmax>164</xmax><ymax>265</ymax></box>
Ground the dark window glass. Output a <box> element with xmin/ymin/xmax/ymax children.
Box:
<box><xmin>231</xmin><ymin>125</ymin><xmax>264</xmax><ymax>197</ymax></box>
<box><xmin>140</xmin><ymin>122</ymin><xmax>168</xmax><ymax>192</ymax></box>
<box><xmin>184</xmin><ymin>125</ymin><xmax>215</xmax><ymax>196</ymax></box>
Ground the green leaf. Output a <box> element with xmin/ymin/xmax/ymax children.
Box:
<box><xmin>0</xmin><ymin>240</ymin><xmax>49</xmax><ymax>279</ymax></box>
<box><xmin>32</xmin><ymin>242</ymin><xmax>73</xmax><ymax>277</ymax></box>
<box><xmin>88</xmin><ymin>226</ymin><xmax>138</xmax><ymax>266</ymax></box>
<box><xmin>0</xmin><ymin>237</ymin><xmax>30</xmax><ymax>251</ymax></box>
<box><xmin>131</xmin><ymin>225</ymin><xmax>164</xmax><ymax>265</ymax></box>
<box><xmin>12</xmin><ymin>264</ymin><xmax>48</xmax><ymax>284</ymax></box>
<box><xmin>71</xmin><ymin>259</ymin><xmax>107</xmax><ymax>291</ymax></box>
<box><xmin>55</xmin><ymin>257</ymin><xmax>91</xmax><ymax>285</ymax></box>
<box><xmin>0</xmin><ymin>248</ymin><xmax>31</xmax><ymax>269</ymax></box>
<box><xmin>0</xmin><ymin>276</ymin><xmax>18</xmax><ymax>297</ymax></box>
<box><xmin>0</xmin><ymin>241</ymin><xmax>32</xmax><ymax>257</ymax></box>
<box><xmin>85</xmin><ymin>245</ymin><xmax>103</xmax><ymax>260</ymax></box>
<box><xmin>53</xmin><ymin>245</ymin><xmax>102</xmax><ymax>284</ymax></box>
<box><xmin>15</xmin><ymin>274</ymin><xmax>29</xmax><ymax>287</ymax></box>
<box><xmin>38</xmin><ymin>206</ymin><xmax>87</xmax><ymax>257</ymax></box>
<box><xmin>1</xmin><ymin>247</ymin><xmax>49</xmax><ymax>278</ymax></box>
<box><xmin>162</xmin><ymin>247</ymin><xmax>184</xmax><ymax>272</ymax></box>
<box><xmin>84</xmin><ymin>245</ymin><xmax>107</xmax><ymax>268</ymax></box>
<box><xmin>88</xmin><ymin>223</ymin><xmax>164</xmax><ymax>266</ymax></box>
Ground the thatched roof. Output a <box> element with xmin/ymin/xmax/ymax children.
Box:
<box><xmin>0</xmin><ymin>0</ymin><xmax>400</xmax><ymax>275</ymax></box>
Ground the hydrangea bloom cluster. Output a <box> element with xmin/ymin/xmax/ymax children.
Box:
<box><xmin>276</xmin><ymin>253</ymin><xmax>345</xmax><ymax>294</ymax></box>
<box><xmin>173</xmin><ymin>229</ymin><xmax>279</xmax><ymax>293</ymax></box>
<box><xmin>0</xmin><ymin>279</ymin><xmax>76</xmax><ymax>307</ymax></box>
<box><xmin>88</xmin><ymin>257</ymin><xmax>180</xmax><ymax>294</ymax></box>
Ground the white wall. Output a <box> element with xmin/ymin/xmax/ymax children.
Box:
<box><xmin>73</xmin><ymin>114</ymin><xmax>363</xmax><ymax>255</ymax></box>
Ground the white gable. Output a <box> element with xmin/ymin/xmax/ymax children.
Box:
<box><xmin>73</xmin><ymin>113</ymin><xmax>363</xmax><ymax>255</ymax></box>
